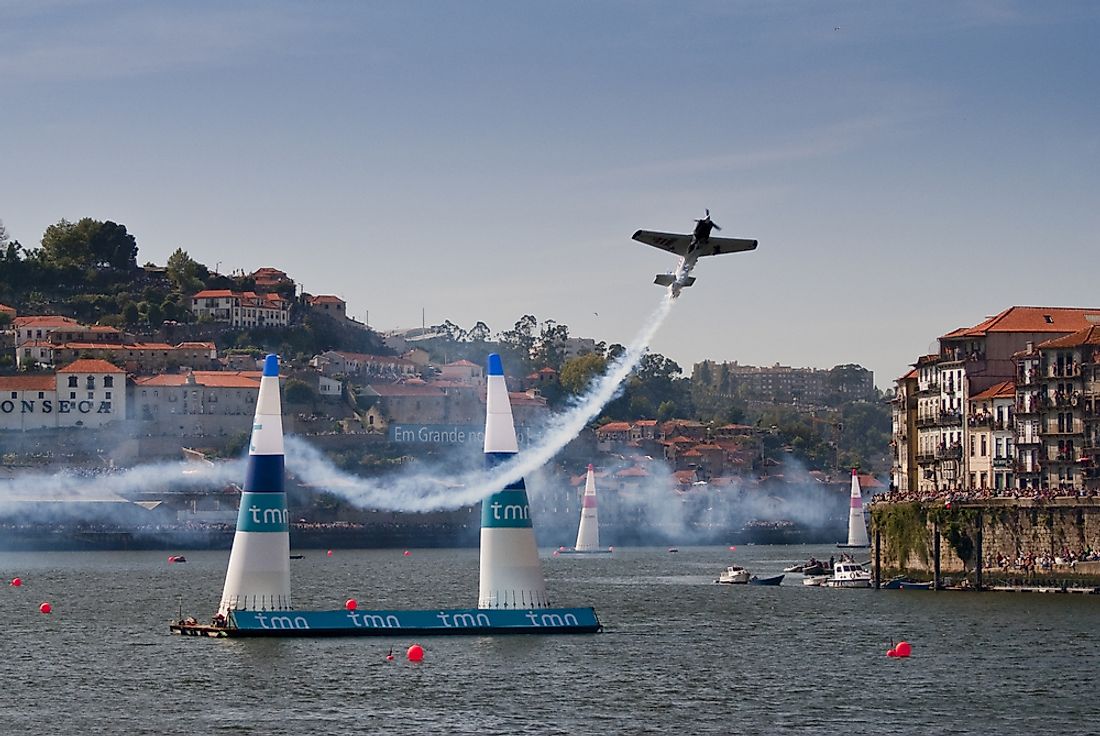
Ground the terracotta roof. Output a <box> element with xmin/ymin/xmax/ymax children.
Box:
<box><xmin>366</xmin><ymin>383</ymin><xmax>445</xmax><ymax>397</ymax></box>
<box><xmin>13</xmin><ymin>315</ymin><xmax>80</xmax><ymax>328</ymax></box>
<box><xmin>86</xmin><ymin>325</ymin><xmax>120</xmax><ymax>333</ymax></box>
<box><xmin>135</xmin><ymin>371</ymin><xmax>261</xmax><ymax>389</ymax></box>
<box><xmin>0</xmin><ymin>303</ymin><xmax>15</xmax><ymax>315</ymax></box>
<box><xmin>446</xmin><ymin>359</ymin><xmax>479</xmax><ymax>368</ymax></box>
<box><xmin>971</xmin><ymin>380</ymin><xmax>1015</xmax><ymax>401</ymax></box>
<box><xmin>56</xmin><ymin>341</ymin><xmax>174</xmax><ymax>351</ymax></box>
<box><xmin>57</xmin><ymin>359</ymin><xmax>123</xmax><ymax>373</ymax></box>
<box><xmin>943</xmin><ymin>306</ymin><xmax>1100</xmax><ymax>339</ymax></box>
<box><xmin>616</xmin><ymin>466</ymin><xmax>649</xmax><ymax>478</ymax></box>
<box><xmin>634</xmin><ymin>419</ymin><xmax>658</xmax><ymax>427</ymax></box>
<box><xmin>175</xmin><ymin>341</ymin><xmax>216</xmax><ymax>349</ymax></box>
<box><xmin>192</xmin><ymin>289</ymin><xmax>236</xmax><ymax>298</ymax></box>
<box><xmin>597</xmin><ymin>422</ymin><xmax>632</xmax><ymax>433</ymax></box>
<box><xmin>308</xmin><ymin>295</ymin><xmax>345</xmax><ymax>305</ymax></box>
<box><xmin>0</xmin><ymin>375</ymin><xmax>56</xmax><ymax>390</ymax></box>
<box><xmin>1037</xmin><ymin>324</ymin><xmax>1100</xmax><ymax>350</ymax></box>
<box><xmin>508</xmin><ymin>391</ymin><xmax>548</xmax><ymax>407</ymax></box>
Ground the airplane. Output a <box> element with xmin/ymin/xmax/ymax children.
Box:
<box><xmin>632</xmin><ymin>210</ymin><xmax>757</xmax><ymax>297</ymax></box>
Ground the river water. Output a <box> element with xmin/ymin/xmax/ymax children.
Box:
<box><xmin>3</xmin><ymin>544</ymin><xmax>1096</xmax><ymax>735</ymax></box>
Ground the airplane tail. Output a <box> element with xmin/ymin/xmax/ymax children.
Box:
<box><xmin>654</xmin><ymin>275</ymin><xmax>695</xmax><ymax>287</ymax></box>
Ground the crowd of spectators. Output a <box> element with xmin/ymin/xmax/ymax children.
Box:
<box><xmin>871</xmin><ymin>486</ymin><xmax>1100</xmax><ymax>505</ymax></box>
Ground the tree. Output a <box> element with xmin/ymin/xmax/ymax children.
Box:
<box><xmin>146</xmin><ymin>302</ymin><xmax>164</xmax><ymax>327</ymax></box>
<box><xmin>465</xmin><ymin>321</ymin><xmax>491</xmax><ymax>343</ymax></box>
<box><xmin>166</xmin><ymin>248</ymin><xmax>204</xmax><ymax>293</ymax></box>
<box><xmin>560</xmin><ymin>352</ymin><xmax>606</xmax><ymax>394</ymax></box>
<box><xmin>284</xmin><ymin>379</ymin><xmax>317</xmax><ymax>406</ymax></box>
<box><xmin>91</xmin><ymin>221</ymin><xmax>138</xmax><ymax>269</ymax></box>
<box><xmin>122</xmin><ymin>301</ymin><xmax>140</xmax><ymax>325</ymax></box>
<box><xmin>39</xmin><ymin>217</ymin><xmax>138</xmax><ymax>270</ymax></box>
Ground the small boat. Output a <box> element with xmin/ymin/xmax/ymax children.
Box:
<box><xmin>168</xmin><ymin>555</ymin><xmax>187</xmax><ymax>563</ymax></box>
<box><xmin>882</xmin><ymin>577</ymin><xmax>933</xmax><ymax>590</ymax></box>
<box><xmin>802</xmin><ymin>574</ymin><xmax>829</xmax><ymax>587</ymax></box>
<box><xmin>801</xmin><ymin>561</ymin><xmax>827</xmax><ymax>576</ymax></box>
<box><xmin>289</xmin><ymin>554</ymin><xmax>304</xmax><ymax>560</ymax></box>
<box><xmin>823</xmin><ymin>561</ymin><xmax>872</xmax><ymax>588</ymax></box>
<box><xmin>668</xmin><ymin>547</ymin><xmax>679</xmax><ymax>553</ymax></box>
<box><xmin>748</xmin><ymin>574</ymin><xmax>784</xmax><ymax>586</ymax></box>
<box><xmin>783</xmin><ymin>563</ymin><xmax>805</xmax><ymax>573</ymax></box>
<box><xmin>715</xmin><ymin>565</ymin><xmax>751</xmax><ymax>584</ymax></box>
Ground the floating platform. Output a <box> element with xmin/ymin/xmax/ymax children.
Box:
<box><xmin>170</xmin><ymin>607</ymin><xmax>602</xmax><ymax>637</ymax></box>
<box><xmin>556</xmin><ymin>549</ymin><xmax>613</xmax><ymax>556</ymax></box>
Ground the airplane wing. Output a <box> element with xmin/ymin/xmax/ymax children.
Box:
<box><xmin>700</xmin><ymin>236</ymin><xmax>758</xmax><ymax>257</ymax></box>
<box><xmin>632</xmin><ymin>230</ymin><xmax>758</xmax><ymax>257</ymax></box>
<box><xmin>632</xmin><ymin>230</ymin><xmax>692</xmax><ymax>255</ymax></box>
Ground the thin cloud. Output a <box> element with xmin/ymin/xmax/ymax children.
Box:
<box><xmin>611</xmin><ymin>114</ymin><xmax>897</xmax><ymax>179</ymax></box>
<box><xmin>0</xmin><ymin>2</ymin><xmax>331</xmax><ymax>82</ymax></box>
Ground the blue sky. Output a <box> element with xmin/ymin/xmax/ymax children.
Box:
<box><xmin>2</xmin><ymin>1</ymin><xmax>1098</xmax><ymax>388</ymax></box>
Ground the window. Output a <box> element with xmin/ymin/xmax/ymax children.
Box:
<box><xmin>87</xmin><ymin>391</ymin><xmax>94</xmax><ymax>399</ymax></box>
<box><xmin>106</xmin><ymin>391</ymin><xmax>112</xmax><ymax>399</ymax></box>
<box><xmin>70</xmin><ymin>392</ymin><xmax>76</xmax><ymax>399</ymax></box>
<box><xmin>980</xmin><ymin>435</ymin><xmax>987</xmax><ymax>457</ymax></box>
<box><xmin>86</xmin><ymin>376</ymin><xmax>95</xmax><ymax>389</ymax></box>
<box><xmin>104</xmin><ymin>376</ymin><xmax>114</xmax><ymax>388</ymax></box>
<box><xmin>68</xmin><ymin>376</ymin><xmax>78</xmax><ymax>388</ymax></box>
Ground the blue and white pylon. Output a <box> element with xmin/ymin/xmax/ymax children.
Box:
<box><xmin>219</xmin><ymin>354</ymin><xmax>291</xmax><ymax>614</ymax></box>
<box><xmin>478</xmin><ymin>353</ymin><xmax>550</xmax><ymax>609</ymax></box>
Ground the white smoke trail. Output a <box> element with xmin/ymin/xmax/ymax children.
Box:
<box><xmin>283</xmin><ymin>291</ymin><xmax>677</xmax><ymax>511</ymax></box>
<box><xmin>0</xmin><ymin>459</ymin><xmax>243</xmax><ymax>516</ymax></box>
<box><xmin>0</xmin><ymin>291</ymin><xmax>675</xmax><ymax>517</ymax></box>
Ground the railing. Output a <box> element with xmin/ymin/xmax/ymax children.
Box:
<box><xmin>915</xmin><ymin>452</ymin><xmax>936</xmax><ymax>464</ymax></box>
<box><xmin>935</xmin><ymin>444</ymin><xmax>963</xmax><ymax>460</ymax></box>
<box><xmin>916</xmin><ymin>416</ymin><xmax>938</xmax><ymax>428</ymax></box>
<box><xmin>1016</xmin><ymin>433</ymin><xmax>1041</xmax><ymax>445</ymax></box>
<box><xmin>992</xmin><ymin>457</ymin><xmax>1012</xmax><ymax>469</ymax></box>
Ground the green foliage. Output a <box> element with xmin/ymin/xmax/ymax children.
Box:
<box><xmin>284</xmin><ymin>379</ymin><xmax>317</xmax><ymax>405</ymax></box>
<box><xmin>928</xmin><ymin>506</ymin><xmax>978</xmax><ymax>567</ymax></box>
<box><xmin>40</xmin><ymin>218</ymin><xmax>138</xmax><ymax>270</ymax></box>
<box><xmin>874</xmin><ymin>502</ymin><xmax>930</xmax><ymax>567</ymax></box>
<box><xmin>560</xmin><ymin>353</ymin><xmax>606</xmax><ymax>395</ymax></box>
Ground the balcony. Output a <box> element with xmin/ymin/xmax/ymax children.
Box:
<box><xmin>1016</xmin><ymin>434</ymin><xmax>1041</xmax><ymax>445</ymax></box>
<box><xmin>992</xmin><ymin>457</ymin><xmax>1012</xmax><ymax>469</ymax></box>
<box><xmin>916</xmin><ymin>416</ymin><xmax>938</xmax><ymax>428</ymax></box>
<box><xmin>935</xmin><ymin>444</ymin><xmax>962</xmax><ymax>460</ymax></box>
<box><xmin>935</xmin><ymin>411</ymin><xmax>963</xmax><ymax>427</ymax></box>
<box><xmin>916</xmin><ymin>452</ymin><xmax>936</xmax><ymax>464</ymax></box>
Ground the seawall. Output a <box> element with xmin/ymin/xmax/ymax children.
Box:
<box><xmin>870</xmin><ymin>497</ymin><xmax>1100</xmax><ymax>586</ymax></box>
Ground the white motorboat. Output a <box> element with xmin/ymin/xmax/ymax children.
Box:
<box><xmin>823</xmin><ymin>561</ymin><xmax>872</xmax><ymax>588</ymax></box>
<box><xmin>802</xmin><ymin>574</ymin><xmax>830</xmax><ymax>587</ymax></box>
<box><xmin>715</xmin><ymin>565</ymin><xmax>751</xmax><ymax>584</ymax></box>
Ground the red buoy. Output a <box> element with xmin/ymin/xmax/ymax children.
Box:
<box><xmin>407</xmin><ymin>644</ymin><xmax>424</xmax><ymax>662</ymax></box>
<box><xmin>327</xmin><ymin>550</ymin><xmax>333</xmax><ymax>557</ymax></box>
<box><xmin>895</xmin><ymin>641</ymin><xmax>912</xmax><ymax>657</ymax></box>
<box><xmin>345</xmin><ymin>599</ymin><xmax>358</xmax><ymax>611</ymax></box>
<box><xmin>403</xmin><ymin>550</ymin><xmax>411</xmax><ymax>557</ymax></box>
<box><xmin>39</xmin><ymin>602</ymin><xmax>52</xmax><ymax>614</ymax></box>
<box><xmin>886</xmin><ymin>648</ymin><xmax>898</xmax><ymax>657</ymax></box>
<box><xmin>10</xmin><ymin>577</ymin><xmax>22</xmax><ymax>587</ymax></box>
